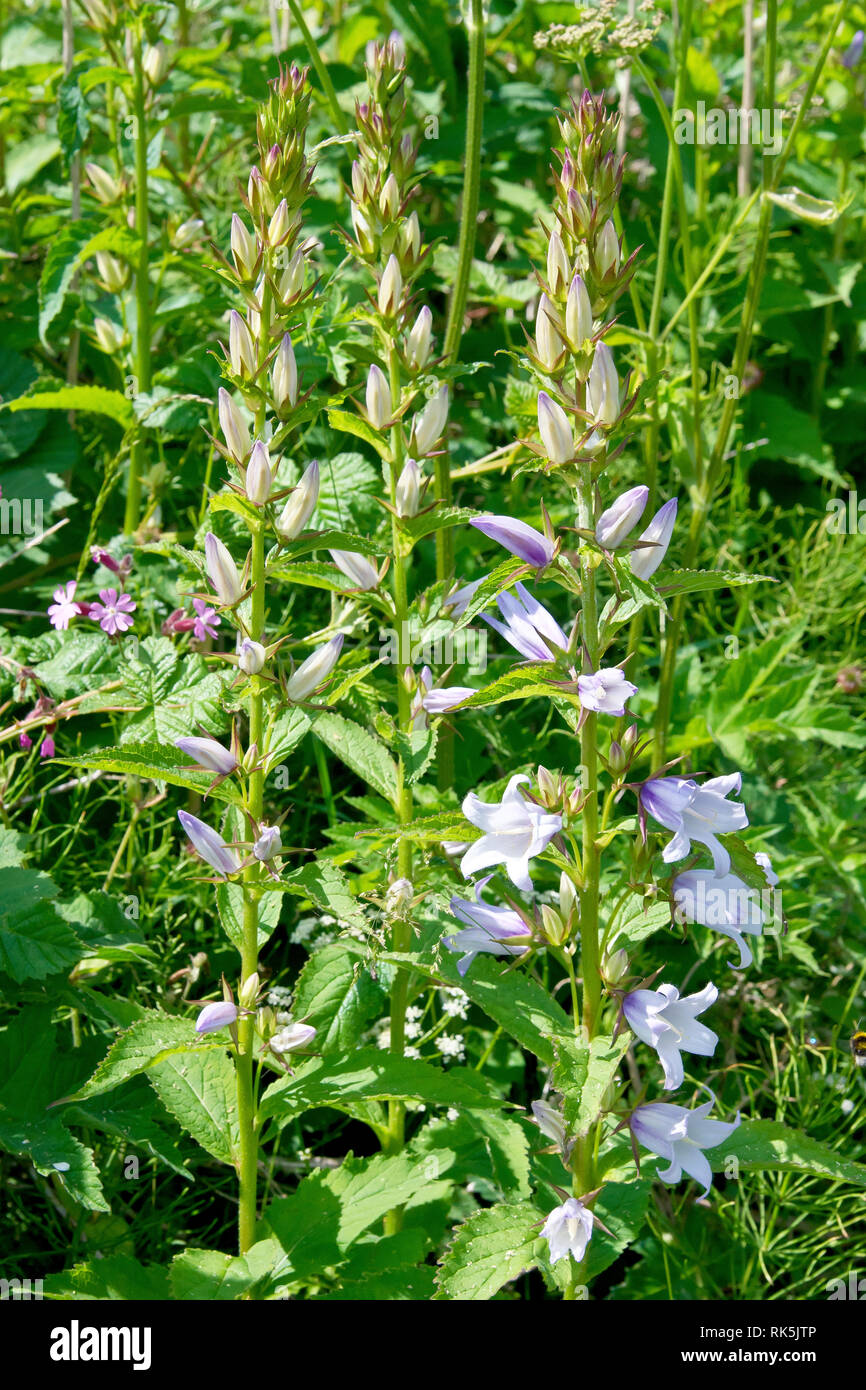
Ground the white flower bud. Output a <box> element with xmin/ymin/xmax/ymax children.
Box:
<box><xmin>95</xmin><ymin>250</ymin><xmax>128</xmax><ymax>291</ymax></box>
<box><xmin>329</xmin><ymin>549</ymin><xmax>380</xmax><ymax>591</ymax></box>
<box><xmin>396</xmin><ymin>458</ymin><xmax>421</xmax><ymax>517</ymax></box>
<box><xmin>142</xmin><ymin>42</ymin><xmax>168</xmax><ymax>87</ymax></box>
<box><xmin>351</xmin><ymin>202</ymin><xmax>376</xmax><ymax>255</ymax></box>
<box><xmin>271</xmin><ymin>333</ymin><xmax>298</xmax><ymax>411</ymax></box>
<box><xmin>379</xmin><ymin>172</ymin><xmax>400</xmax><ymax>221</ymax></box>
<box><xmin>535</xmin><ymin>294</ymin><xmax>564</xmax><ymax>372</ymax></box>
<box><xmin>230</xmin><ymin>214</ymin><xmax>257</xmax><ymax>279</ymax></box>
<box><xmin>276</xmin><ymin>459</ymin><xmax>319</xmax><ymax>540</ymax></box>
<box><xmin>245</xmin><ymin>440</ymin><xmax>272</xmax><ymax>506</ymax></box>
<box><xmin>351</xmin><ymin>160</ymin><xmax>368</xmax><ymax>202</ymax></box>
<box><xmin>238</xmin><ymin>639</ymin><xmax>266</xmax><ymax>674</ymax></box>
<box><xmin>378</xmin><ymin>253</ymin><xmax>402</xmax><ymax>318</ymax></box>
<box><xmin>537</xmin><ymin>391</ymin><xmax>574</xmax><ymax>463</ymax></box>
<box><xmin>275</xmin><ymin>248</ymin><xmax>305</xmax><ymax>306</ymax></box>
<box><xmin>366</xmin><ymin>364</ymin><xmax>391</xmax><ymax>430</ymax></box>
<box><xmin>205</xmin><ymin>532</ymin><xmax>243</xmax><ymax>606</ymax></box>
<box><xmin>412</xmin><ymin>385</ymin><xmax>448</xmax><ymax>456</ymax></box>
<box><xmin>399</xmin><ymin>211</ymin><xmax>421</xmax><ymax>262</ymax></box>
<box><xmin>587</xmin><ymin>343</ymin><xmax>620</xmax><ymax>426</ymax></box>
<box><xmin>287</xmin><ymin>635</ymin><xmax>344</xmax><ymax>702</ymax></box>
<box><xmin>85</xmin><ymin>161</ymin><xmax>121</xmax><ymax>204</ymax></box>
<box><xmin>596</xmin><ymin>219</ymin><xmax>621</xmax><ymax>278</ymax></box>
<box><xmin>93</xmin><ymin>317</ymin><xmax>125</xmax><ymax>354</ymax></box>
<box><xmin>267</xmin><ymin>198</ymin><xmax>290</xmax><ymax>247</ymax></box>
<box><xmin>228</xmin><ymin>310</ymin><xmax>256</xmax><ymax>379</ymax></box>
<box><xmin>566</xmin><ymin>274</ymin><xmax>593</xmax><ymax>347</ymax></box>
<box><xmin>546</xmin><ymin>227</ymin><xmax>570</xmax><ymax>296</ymax></box>
<box><xmin>406</xmin><ymin>306</ymin><xmax>432</xmax><ymax>371</ymax></box>
<box><xmin>173</xmin><ymin>217</ymin><xmax>204</xmax><ymax>249</ymax></box>
<box><xmin>218</xmin><ymin>387</ymin><xmax>251</xmax><ymax>463</ymax></box>
<box><xmin>253</xmin><ymin>825</ymin><xmax>281</xmax><ymax>860</ymax></box>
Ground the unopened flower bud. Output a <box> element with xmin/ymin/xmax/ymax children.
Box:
<box><xmin>286</xmin><ymin>634</ymin><xmax>344</xmax><ymax>702</ymax></box>
<box><xmin>537</xmin><ymin>391</ymin><xmax>573</xmax><ymax>463</ymax></box>
<box><xmin>330</xmin><ymin>549</ymin><xmax>380</xmax><ymax>590</ymax></box>
<box><xmin>399</xmin><ymin>211</ymin><xmax>421</xmax><ymax>263</ymax></box>
<box><xmin>412</xmin><ymin>385</ymin><xmax>448</xmax><ymax>456</ymax></box>
<box><xmin>205</xmin><ymin>531</ymin><xmax>243</xmax><ymax>606</ymax></box>
<box><xmin>254</xmin><ymin>826</ymin><xmax>282</xmax><ymax>861</ymax></box>
<box><xmin>366</xmin><ymin>364</ymin><xmax>391</xmax><ymax>429</ymax></box>
<box><xmin>93</xmin><ymin>316</ymin><xmax>125</xmax><ymax>354</ymax></box>
<box><xmin>175</xmin><ymin>735</ymin><xmax>238</xmax><ymax>776</ymax></box>
<box><xmin>276</xmin><ymin>459</ymin><xmax>319</xmax><ymax>540</ymax></box>
<box><xmin>271</xmin><ymin>1022</ymin><xmax>316</xmax><ymax>1053</ymax></box>
<box><xmin>239</xmin><ymin>972</ymin><xmax>260</xmax><ymax>1010</ymax></box>
<box><xmin>535</xmin><ymin>294</ymin><xmax>564</xmax><ymax>372</ymax></box>
<box><xmin>385</xmin><ymin>877</ymin><xmax>413</xmax><ymax>914</ymax></box>
<box><xmin>378</xmin><ymin>253</ymin><xmax>403</xmax><ymax>318</ymax></box>
<box><xmin>238</xmin><ymin>639</ymin><xmax>266</xmax><ymax>675</ymax></box>
<box><xmin>95</xmin><ymin>250</ymin><xmax>128</xmax><ymax>291</ymax></box>
<box><xmin>271</xmin><ymin>333</ymin><xmax>298</xmax><ymax>412</ymax></box>
<box><xmin>559</xmin><ymin>872</ymin><xmax>577</xmax><ymax>925</ymax></box>
<box><xmin>406</xmin><ymin>306</ymin><xmax>432</xmax><ymax>371</ymax></box>
<box><xmin>595</xmin><ymin>485</ymin><xmax>648</xmax><ymax>549</ymax></box>
<box><xmin>396</xmin><ymin>458</ymin><xmax>421</xmax><ymax>517</ymax></box>
<box><xmin>546</xmin><ymin>227</ymin><xmax>570</xmax><ymax>296</ymax></box>
<box><xmin>276</xmin><ymin>248</ymin><xmax>305</xmax><ymax>306</ymax></box>
<box><xmin>195</xmin><ymin>1001</ymin><xmax>239</xmax><ymax>1034</ymax></box>
<box><xmin>351</xmin><ymin>202</ymin><xmax>376</xmax><ymax>256</ymax></box>
<box><xmin>245</xmin><ymin>440</ymin><xmax>272</xmax><ymax>506</ymax></box>
<box><xmin>142</xmin><ymin>42</ymin><xmax>168</xmax><ymax>87</ymax></box>
<box><xmin>603</xmin><ymin>947</ymin><xmax>629</xmax><ymax>985</ymax></box>
<box><xmin>596</xmin><ymin>219</ymin><xmax>621</xmax><ymax>278</ymax></box>
<box><xmin>587</xmin><ymin>343</ymin><xmax>620</xmax><ymax>426</ymax></box>
<box><xmin>608</xmin><ymin>740</ymin><xmax>628</xmax><ymax>776</ymax></box>
<box><xmin>565</xmin><ymin>274</ymin><xmax>592</xmax><ymax>347</ymax></box>
<box><xmin>228</xmin><ymin>310</ymin><xmax>256</xmax><ymax>379</ymax></box>
<box><xmin>379</xmin><ymin>172</ymin><xmax>400</xmax><ymax>222</ymax></box>
<box><xmin>540</xmin><ymin>903</ymin><xmax>568</xmax><ymax>946</ymax></box>
<box><xmin>536</xmin><ymin>765</ymin><xmax>559</xmax><ymax>806</ymax></box>
<box><xmin>218</xmin><ymin>387</ymin><xmax>251</xmax><ymax>463</ymax></box>
<box><xmin>85</xmin><ymin>161</ymin><xmax>121</xmax><ymax>203</ymax></box>
<box><xmin>173</xmin><ymin>217</ymin><xmax>204</xmax><ymax>249</ymax></box>
<box><xmin>267</xmin><ymin>198</ymin><xmax>290</xmax><ymax>247</ymax></box>
<box><xmin>230</xmin><ymin>214</ymin><xmax>258</xmax><ymax>280</ymax></box>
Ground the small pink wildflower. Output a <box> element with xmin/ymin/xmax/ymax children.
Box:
<box><xmin>90</xmin><ymin>588</ymin><xmax>136</xmax><ymax>636</ymax></box>
<box><xmin>47</xmin><ymin>581</ymin><xmax>79</xmax><ymax>631</ymax></box>
<box><xmin>192</xmin><ymin>597</ymin><xmax>220</xmax><ymax>642</ymax></box>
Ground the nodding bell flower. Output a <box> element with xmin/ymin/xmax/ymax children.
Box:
<box><xmin>175</xmin><ymin>736</ymin><xmax>238</xmax><ymax>777</ymax></box>
<box><xmin>205</xmin><ymin>531</ymin><xmax>243</xmax><ymax>606</ymax></box>
<box><xmin>460</xmin><ymin>772</ymin><xmax>562</xmax><ymax>892</ymax></box>
<box><xmin>95</xmin><ymin>250</ymin><xmax>128</xmax><ymax>292</ymax></box>
<box><xmin>421</xmin><ymin>685</ymin><xmax>475</xmax><ymax>715</ymax></box>
<box><xmin>245</xmin><ymin>440</ymin><xmax>273</xmax><ymax>506</ymax></box>
<box><xmin>842</xmin><ymin>29</ymin><xmax>864</xmax><ymax>68</ymax></box>
<box><xmin>254</xmin><ymin>825</ymin><xmax>282</xmax><ymax>861</ymax></box>
<box><xmin>378</xmin><ymin>253</ymin><xmax>403</xmax><ymax>318</ymax></box>
<box><xmin>93</xmin><ymin>317</ymin><xmax>125</xmax><ymax>354</ymax></box>
<box><xmin>630</xmin><ymin>1092</ymin><xmax>740</xmax><ymax>1197</ymax></box>
<box><xmin>330</xmin><ymin>549</ymin><xmax>380</xmax><ymax>591</ymax></box>
<box><xmin>595</xmin><ymin>485</ymin><xmax>649</xmax><ymax>549</ymax></box>
<box><xmin>535</xmin><ymin>294</ymin><xmax>565</xmax><ymax>372</ymax></box>
<box><xmin>640</xmin><ymin>773</ymin><xmax>749</xmax><ymax>878</ymax></box>
<box><xmin>444</xmin><ymin>577</ymin><xmax>482</xmax><ymax>618</ymax></box>
<box><xmin>446</xmin><ymin>877</ymin><xmax>533</xmax><ymax>975</ymax></box>
<box><xmin>142</xmin><ymin>42</ymin><xmax>168</xmax><ymax>87</ymax></box>
<box><xmin>411</xmin><ymin>386</ymin><xmax>449</xmax><ymax>456</ymax></box>
<box><xmin>366</xmin><ymin>364</ymin><xmax>391</xmax><ymax>430</ymax></box>
<box><xmin>85</xmin><ymin>162</ymin><xmax>121</xmax><ymax>204</ymax></box>
<box><xmin>672</xmin><ymin>863</ymin><xmax>777</xmax><ymax>970</ymax></box>
<box><xmin>178</xmin><ymin>810</ymin><xmax>241</xmax><ymax>877</ymax></box>
<box><xmin>276</xmin><ymin>459</ymin><xmax>319</xmax><ymax>540</ymax></box>
<box><xmin>195</xmin><ymin>1001</ymin><xmax>240</xmax><ymax>1035</ymax></box>
<box><xmin>537</xmin><ymin>391</ymin><xmax>574</xmax><ymax>464</ymax></box>
<box><xmin>546</xmin><ymin>228</ymin><xmax>571</xmax><ymax>297</ymax></box>
<box><xmin>272</xmin><ymin>334</ymin><xmax>298</xmax><ymax>412</ymax></box>
<box><xmin>229</xmin><ymin>311</ymin><xmax>256</xmax><ymax>379</ymax></box>
<box><xmin>577</xmin><ymin>667</ymin><xmax>637</xmax><ymax>716</ymax></box>
<box><xmin>623</xmin><ymin>982</ymin><xmax>719</xmax><ymax>1091</ymax></box>
<box><xmin>541</xmin><ymin>1198</ymin><xmax>594</xmax><ymax>1265</ymax></box>
<box><xmin>587</xmin><ymin>343</ymin><xmax>620</xmax><ymax>427</ymax></box>
<box><xmin>565</xmin><ymin>274</ymin><xmax>593</xmax><ymax>347</ymax></box>
<box><xmin>596</xmin><ymin>218</ymin><xmax>621</xmax><ymax>278</ymax></box>
<box><xmin>230</xmin><ymin>214</ymin><xmax>258</xmax><ymax>280</ymax></box>
<box><xmin>470</xmin><ymin>515</ymin><xmax>555</xmax><ymax>569</ymax></box>
<box><xmin>286</xmin><ymin>634</ymin><xmax>344</xmax><ymax>702</ymax></box>
<box><xmin>238</xmin><ymin>639</ymin><xmax>266</xmax><ymax>675</ymax></box>
<box><xmin>630</xmin><ymin>498</ymin><xmax>677</xmax><ymax>580</ymax></box>
<box><xmin>218</xmin><ymin>388</ymin><xmax>251</xmax><ymax>464</ymax></box>
<box><xmin>396</xmin><ymin>458</ymin><xmax>422</xmax><ymax>517</ymax></box>
<box><xmin>406</xmin><ymin>306</ymin><xmax>432</xmax><ymax>371</ymax></box>
<box><xmin>484</xmin><ymin>583</ymin><xmax>568</xmax><ymax>664</ymax></box>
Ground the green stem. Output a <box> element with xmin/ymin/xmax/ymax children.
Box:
<box><xmin>576</xmin><ymin>457</ymin><xmax>601</xmax><ymax>1040</ymax></box>
<box><xmin>125</xmin><ymin>26</ymin><xmax>153</xmax><ymax>535</ymax></box>
<box><xmin>286</xmin><ymin>0</ymin><xmax>347</xmax><ymax>136</ymax></box>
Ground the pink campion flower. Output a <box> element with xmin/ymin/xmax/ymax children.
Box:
<box><xmin>192</xmin><ymin>598</ymin><xmax>220</xmax><ymax>642</ymax></box>
<box><xmin>90</xmin><ymin>547</ymin><xmax>132</xmax><ymax>577</ymax></box>
<box><xmin>19</xmin><ymin>733</ymin><xmax>32</xmax><ymax>751</ymax></box>
<box><xmin>47</xmin><ymin>581</ymin><xmax>80</xmax><ymax>631</ymax></box>
<box><xmin>90</xmin><ymin>588</ymin><xmax>136</xmax><ymax>635</ymax></box>
<box><xmin>40</xmin><ymin>735</ymin><xmax>56</xmax><ymax>759</ymax></box>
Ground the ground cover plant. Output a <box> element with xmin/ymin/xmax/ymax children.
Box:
<box><xmin>0</xmin><ymin>0</ymin><xmax>864</xmax><ymax>1304</ymax></box>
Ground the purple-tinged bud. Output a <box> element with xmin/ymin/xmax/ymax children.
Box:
<box><xmin>630</xmin><ymin>497</ymin><xmax>678</xmax><ymax>580</ymax></box>
<box><xmin>245</xmin><ymin>440</ymin><xmax>272</xmax><ymax>506</ymax></box>
<box><xmin>254</xmin><ymin>825</ymin><xmax>282</xmax><ymax>860</ymax></box>
<box><xmin>195</xmin><ymin>1001</ymin><xmax>240</xmax><ymax>1034</ymax></box>
<box><xmin>238</xmin><ymin>639</ymin><xmax>266</xmax><ymax>675</ymax></box>
<box><xmin>595</xmin><ymin>484</ymin><xmax>648</xmax><ymax>549</ymax></box>
<box><xmin>286</xmin><ymin>634</ymin><xmax>344</xmax><ymax>702</ymax></box>
<box><xmin>175</xmin><ymin>736</ymin><xmax>238</xmax><ymax>776</ymax></box>
<box><xmin>178</xmin><ymin>810</ymin><xmax>241</xmax><ymax>877</ymax></box>
<box><xmin>470</xmin><ymin>515</ymin><xmax>555</xmax><ymax>569</ymax></box>
<box><xmin>271</xmin><ymin>1022</ymin><xmax>316</xmax><ymax>1053</ymax></box>
<box><xmin>537</xmin><ymin>391</ymin><xmax>574</xmax><ymax>463</ymax></box>
<box><xmin>276</xmin><ymin>459</ymin><xmax>319</xmax><ymax>540</ymax></box>
<box><xmin>842</xmin><ymin>29</ymin><xmax>864</xmax><ymax>68</ymax></box>
<box><xmin>205</xmin><ymin>531</ymin><xmax>243</xmax><ymax>606</ymax></box>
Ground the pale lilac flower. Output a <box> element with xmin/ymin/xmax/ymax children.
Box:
<box><xmin>842</xmin><ymin>29</ymin><xmax>864</xmax><ymax>68</ymax></box>
<box><xmin>238</xmin><ymin>639</ymin><xmax>266</xmax><ymax>675</ymax></box>
<box><xmin>422</xmin><ymin>686</ymin><xmax>476</xmax><ymax>715</ymax></box>
<box><xmin>672</xmin><ymin>866</ymin><xmax>775</xmax><ymax>969</ymax></box>
<box><xmin>175</xmin><ymin>736</ymin><xmax>238</xmax><ymax>776</ymax></box>
<box><xmin>541</xmin><ymin>1198</ymin><xmax>593</xmax><ymax>1265</ymax></box>
<box><xmin>196</xmin><ymin>1001</ymin><xmax>239</xmax><ymax>1035</ymax></box>
<box><xmin>444</xmin><ymin>577</ymin><xmax>482</xmax><ymax>617</ymax></box>
<box><xmin>192</xmin><ymin>597</ymin><xmax>220</xmax><ymax>642</ymax></box>
<box><xmin>90</xmin><ymin>588</ymin><xmax>136</xmax><ymax>635</ymax></box>
<box><xmin>178</xmin><ymin>810</ymin><xmax>241</xmax><ymax>877</ymax></box>
<box><xmin>630</xmin><ymin>498</ymin><xmax>678</xmax><ymax>581</ymax></box>
<box><xmin>641</xmin><ymin>773</ymin><xmax>748</xmax><ymax>877</ymax></box>
<box><xmin>286</xmin><ymin>634</ymin><xmax>344</xmax><ymax>702</ymax></box>
<box><xmin>595</xmin><ymin>485</ymin><xmax>648</xmax><ymax>549</ymax></box>
<box><xmin>446</xmin><ymin>877</ymin><xmax>532</xmax><ymax>975</ymax></box>
<box><xmin>630</xmin><ymin>1092</ymin><xmax>740</xmax><ymax>1196</ymax></box>
<box><xmin>254</xmin><ymin>826</ymin><xmax>282</xmax><ymax>861</ymax></box>
<box><xmin>48</xmin><ymin>581</ymin><xmax>79</xmax><ymax>631</ymax></box>
<box><xmin>577</xmin><ymin>667</ymin><xmax>637</xmax><ymax>715</ymax></box>
<box><xmin>271</xmin><ymin>1022</ymin><xmax>317</xmax><ymax>1053</ymax></box>
<box><xmin>484</xmin><ymin>583</ymin><xmax>568</xmax><ymax>663</ymax></box>
<box><xmin>460</xmin><ymin>773</ymin><xmax>562</xmax><ymax>891</ymax></box>
<box><xmin>623</xmin><ymin>982</ymin><xmax>719</xmax><ymax>1090</ymax></box>
<box><xmin>470</xmin><ymin>515</ymin><xmax>555</xmax><ymax>569</ymax></box>
<box><xmin>40</xmin><ymin>735</ymin><xmax>56</xmax><ymax>759</ymax></box>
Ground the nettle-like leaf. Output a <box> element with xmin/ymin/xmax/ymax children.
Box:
<box><xmin>552</xmin><ymin>1032</ymin><xmax>631</xmax><ymax>1137</ymax></box>
<box><xmin>0</xmin><ymin>866</ymin><xmax>85</xmax><ymax>982</ymax></box>
<box><xmin>436</xmin><ymin>1203</ymin><xmax>542</xmax><ymax>1301</ymax></box>
<box><xmin>309</xmin><ymin>709</ymin><xmax>400</xmax><ymax>805</ymax></box>
<box><xmin>710</xmin><ymin>1119</ymin><xmax>866</xmax><ymax>1186</ymax></box>
<box><xmin>148</xmin><ymin>1049</ymin><xmax>240</xmax><ymax>1165</ymax></box>
<box><xmin>56</xmin><ymin>1013</ymin><xmax>229</xmax><ymax>1105</ymax></box>
<box><xmin>59</xmin><ymin>742</ymin><xmax>244</xmax><ymax>806</ymax></box>
<box><xmin>288</xmin><ymin>943</ymin><xmax>386</xmax><ymax>1054</ymax></box>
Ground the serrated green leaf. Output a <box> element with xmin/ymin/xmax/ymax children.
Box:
<box><xmin>710</xmin><ymin>1118</ymin><xmax>866</xmax><ymax>1186</ymax></box>
<box><xmin>148</xmin><ymin>1049</ymin><xmax>239</xmax><ymax>1164</ymax></box>
<box><xmin>288</xmin><ymin>944</ymin><xmax>385</xmax><ymax>1054</ymax></box>
<box><xmin>310</xmin><ymin>709</ymin><xmax>399</xmax><ymax>805</ymax></box>
<box><xmin>57</xmin><ymin>1013</ymin><xmax>228</xmax><ymax>1105</ymax></box>
<box><xmin>436</xmin><ymin>1203</ymin><xmax>540</xmax><ymax>1300</ymax></box>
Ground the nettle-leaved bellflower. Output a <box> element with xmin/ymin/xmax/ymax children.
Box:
<box><xmin>178</xmin><ymin>810</ymin><xmax>241</xmax><ymax>877</ymax></box>
<box><xmin>286</xmin><ymin>634</ymin><xmax>344</xmax><ymax>703</ymax></box>
<box><xmin>330</xmin><ymin>549</ymin><xmax>380</xmax><ymax>591</ymax></box>
<box><xmin>630</xmin><ymin>1092</ymin><xmax>740</xmax><ymax>1196</ymax></box>
<box><xmin>577</xmin><ymin>667</ymin><xmax>637</xmax><ymax>716</ymax></box>
<box><xmin>672</xmin><ymin>859</ymin><xmax>778</xmax><ymax>969</ymax></box>
<box><xmin>540</xmin><ymin>1198</ymin><xmax>594</xmax><ymax>1265</ymax></box>
<box><xmin>641</xmin><ymin>773</ymin><xmax>748</xmax><ymax>877</ymax></box>
<box><xmin>470</xmin><ymin>515</ymin><xmax>554</xmax><ymax>569</ymax></box>
<box><xmin>630</xmin><ymin>497</ymin><xmax>678</xmax><ymax>581</ymax></box>
<box><xmin>595</xmin><ymin>485</ymin><xmax>648</xmax><ymax>550</ymax></box>
<box><xmin>446</xmin><ymin>877</ymin><xmax>533</xmax><ymax>975</ymax></box>
<box><xmin>623</xmin><ymin>982</ymin><xmax>719</xmax><ymax>1090</ymax></box>
<box><xmin>483</xmin><ymin>583</ymin><xmax>568</xmax><ymax>663</ymax></box>
<box><xmin>175</xmin><ymin>736</ymin><xmax>238</xmax><ymax>777</ymax></box>
<box><xmin>460</xmin><ymin>773</ymin><xmax>562</xmax><ymax>892</ymax></box>
<box><xmin>195</xmin><ymin>1001</ymin><xmax>240</xmax><ymax>1035</ymax></box>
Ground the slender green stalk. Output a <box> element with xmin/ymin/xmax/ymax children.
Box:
<box><xmin>286</xmin><ymin>0</ymin><xmax>347</xmax><ymax>136</ymax></box>
<box><xmin>125</xmin><ymin>26</ymin><xmax>153</xmax><ymax>535</ymax></box>
<box><xmin>442</xmin><ymin>0</ymin><xmax>486</xmax><ymax>367</ymax></box>
<box><xmin>576</xmin><ymin>455</ymin><xmax>601</xmax><ymax>1041</ymax></box>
